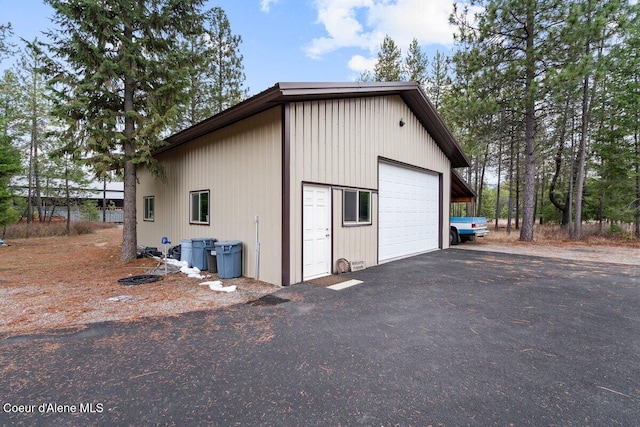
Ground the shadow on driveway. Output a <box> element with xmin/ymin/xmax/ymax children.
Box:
<box><xmin>1</xmin><ymin>250</ymin><xmax>639</xmax><ymax>425</ymax></box>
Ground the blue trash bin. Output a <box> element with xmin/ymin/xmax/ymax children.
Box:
<box><xmin>180</xmin><ymin>239</ymin><xmax>193</xmax><ymax>267</ymax></box>
<box><xmin>191</xmin><ymin>238</ymin><xmax>216</xmax><ymax>271</ymax></box>
<box><xmin>214</xmin><ymin>240</ymin><xmax>242</xmax><ymax>279</ymax></box>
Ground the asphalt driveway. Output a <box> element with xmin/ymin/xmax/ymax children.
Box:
<box><xmin>1</xmin><ymin>249</ymin><xmax>639</xmax><ymax>426</ymax></box>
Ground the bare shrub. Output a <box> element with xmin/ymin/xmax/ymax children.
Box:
<box><xmin>2</xmin><ymin>222</ymin><xmax>117</xmax><ymax>240</ymax></box>
<box><xmin>486</xmin><ymin>222</ymin><xmax>638</xmax><ymax>247</ymax></box>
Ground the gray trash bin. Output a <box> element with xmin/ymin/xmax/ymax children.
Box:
<box><xmin>205</xmin><ymin>247</ymin><xmax>217</xmax><ymax>273</ymax></box>
<box><xmin>214</xmin><ymin>240</ymin><xmax>242</xmax><ymax>279</ymax></box>
<box><xmin>180</xmin><ymin>239</ymin><xmax>193</xmax><ymax>267</ymax></box>
<box><xmin>191</xmin><ymin>238</ymin><xmax>216</xmax><ymax>271</ymax></box>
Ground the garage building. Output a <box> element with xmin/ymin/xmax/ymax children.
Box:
<box><xmin>137</xmin><ymin>82</ymin><xmax>470</xmax><ymax>286</ymax></box>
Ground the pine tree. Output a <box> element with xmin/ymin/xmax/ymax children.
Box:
<box><xmin>176</xmin><ymin>6</ymin><xmax>247</xmax><ymax>128</ymax></box>
<box><xmin>593</xmin><ymin>1</ymin><xmax>640</xmax><ymax>235</ymax></box>
<box><xmin>0</xmin><ymin>70</ymin><xmax>22</xmax><ymax>228</ymax></box>
<box><xmin>404</xmin><ymin>38</ymin><xmax>428</xmax><ymax>85</ymax></box>
<box><xmin>560</xmin><ymin>0</ymin><xmax>626</xmax><ymax>239</ymax></box>
<box><xmin>16</xmin><ymin>41</ymin><xmax>51</xmax><ymax>224</ymax></box>
<box><xmin>0</xmin><ymin>23</ymin><xmax>13</xmax><ymax>63</ymax></box>
<box><xmin>451</xmin><ymin>0</ymin><xmax>567</xmax><ymax>241</ymax></box>
<box><xmin>426</xmin><ymin>51</ymin><xmax>451</xmax><ymax>110</ymax></box>
<box><xmin>44</xmin><ymin>0</ymin><xmax>208</xmax><ymax>261</ymax></box>
<box><xmin>208</xmin><ymin>7</ymin><xmax>247</xmax><ymax>114</ymax></box>
<box><xmin>374</xmin><ymin>35</ymin><xmax>402</xmax><ymax>82</ymax></box>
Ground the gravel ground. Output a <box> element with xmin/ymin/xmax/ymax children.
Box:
<box><xmin>1</xmin><ymin>226</ymin><xmax>636</xmax><ymax>337</ymax></box>
<box><xmin>456</xmin><ymin>238</ymin><xmax>640</xmax><ymax>266</ymax></box>
<box><xmin>0</xmin><ymin>227</ymin><xmax>279</xmax><ymax>338</ymax></box>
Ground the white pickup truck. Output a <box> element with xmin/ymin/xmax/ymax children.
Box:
<box><xmin>450</xmin><ymin>216</ymin><xmax>490</xmax><ymax>245</ymax></box>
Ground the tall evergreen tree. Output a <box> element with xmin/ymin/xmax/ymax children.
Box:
<box><xmin>0</xmin><ymin>23</ymin><xmax>13</xmax><ymax>63</ymax></box>
<box><xmin>176</xmin><ymin>6</ymin><xmax>247</xmax><ymax>128</ymax></box>
<box><xmin>592</xmin><ymin>1</ymin><xmax>640</xmax><ymax>235</ymax></box>
<box><xmin>560</xmin><ymin>0</ymin><xmax>626</xmax><ymax>239</ymax></box>
<box><xmin>404</xmin><ymin>38</ymin><xmax>428</xmax><ymax>85</ymax></box>
<box><xmin>425</xmin><ymin>50</ymin><xmax>451</xmax><ymax>110</ymax></box>
<box><xmin>0</xmin><ymin>70</ymin><xmax>22</xmax><ymax>228</ymax></box>
<box><xmin>451</xmin><ymin>0</ymin><xmax>566</xmax><ymax>241</ymax></box>
<box><xmin>0</xmin><ymin>25</ymin><xmax>21</xmax><ymax>228</ymax></box>
<box><xmin>374</xmin><ymin>35</ymin><xmax>402</xmax><ymax>81</ymax></box>
<box><xmin>16</xmin><ymin>41</ymin><xmax>51</xmax><ymax>224</ymax></box>
<box><xmin>44</xmin><ymin>0</ymin><xmax>208</xmax><ymax>261</ymax></box>
<box><xmin>208</xmin><ymin>7</ymin><xmax>247</xmax><ymax>114</ymax></box>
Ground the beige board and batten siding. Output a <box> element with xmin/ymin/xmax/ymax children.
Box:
<box><xmin>137</xmin><ymin>107</ymin><xmax>283</xmax><ymax>286</ymax></box>
<box><xmin>332</xmin><ymin>188</ymin><xmax>378</xmax><ymax>270</ymax></box>
<box><xmin>288</xmin><ymin>95</ymin><xmax>451</xmax><ymax>284</ymax></box>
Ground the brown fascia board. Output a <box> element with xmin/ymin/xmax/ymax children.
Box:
<box><xmin>451</xmin><ymin>168</ymin><xmax>477</xmax><ymax>200</ymax></box>
<box><xmin>156</xmin><ymin>82</ymin><xmax>471</xmax><ymax>168</ymax></box>
<box><xmin>155</xmin><ymin>83</ymin><xmax>284</xmax><ymax>154</ymax></box>
<box><xmin>401</xmin><ymin>88</ymin><xmax>471</xmax><ymax>168</ymax></box>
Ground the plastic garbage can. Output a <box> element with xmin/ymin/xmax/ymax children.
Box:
<box><xmin>191</xmin><ymin>238</ymin><xmax>216</xmax><ymax>271</ymax></box>
<box><xmin>170</xmin><ymin>245</ymin><xmax>181</xmax><ymax>260</ymax></box>
<box><xmin>180</xmin><ymin>239</ymin><xmax>193</xmax><ymax>267</ymax></box>
<box><xmin>205</xmin><ymin>247</ymin><xmax>217</xmax><ymax>273</ymax></box>
<box><xmin>214</xmin><ymin>240</ymin><xmax>242</xmax><ymax>279</ymax></box>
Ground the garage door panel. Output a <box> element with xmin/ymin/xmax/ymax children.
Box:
<box><xmin>379</xmin><ymin>163</ymin><xmax>439</xmax><ymax>262</ymax></box>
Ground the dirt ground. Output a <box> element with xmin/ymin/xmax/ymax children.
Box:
<box><xmin>0</xmin><ymin>226</ymin><xmax>279</xmax><ymax>337</ymax></box>
<box><xmin>458</xmin><ymin>234</ymin><xmax>640</xmax><ymax>266</ymax></box>
<box><xmin>1</xmin><ymin>225</ymin><xmax>638</xmax><ymax>338</ymax></box>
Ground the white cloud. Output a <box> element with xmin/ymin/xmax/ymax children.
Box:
<box><xmin>305</xmin><ymin>0</ymin><xmax>462</xmax><ymax>59</ymax></box>
<box><xmin>306</xmin><ymin>0</ymin><xmax>375</xmax><ymax>59</ymax></box>
<box><xmin>347</xmin><ymin>54</ymin><xmax>377</xmax><ymax>73</ymax></box>
<box><xmin>260</xmin><ymin>0</ymin><xmax>280</xmax><ymax>13</ymax></box>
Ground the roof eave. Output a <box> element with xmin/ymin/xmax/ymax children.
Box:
<box><xmin>155</xmin><ymin>83</ymin><xmax>284</xmax><ymax>154</ymax></box>
<box><xmin>155</xmin><ymin>82</ymin><xmax>471</xmax><ymax>168</ymax></box>
<box><xmin>397</xmin><ymin>84</ymin><xmax>470</xmax><ymax>168</ymax></box>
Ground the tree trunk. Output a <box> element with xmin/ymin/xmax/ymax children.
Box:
<box><xmin>477</xmin><ymin>144</ymin><xmax>488</xmax><ymax>216</ymax></box>
<box><xmin>515</xmin><ymin>151</ymin><xmax>521</xmax><ymax>230</ymax></box>
<box><xmin>29</xmin><ymin>67</ymin><xmax>44</xmax><ymax>224</ymax></box>
<box><xmin>537</xmin><ymin>165</ymin><xmax>543</xmax><ymax>224</ymax></box>
<box><xmin>635</xmin><ymin>83</ymin><xmax>640</xmax><ymax>238</ymax></box>
<box><xmin>121</xmin><ymin>26</ymin><xmax>138</xmax><ymax>261</ymax></box>
<box><xmin>34</xmin><ymin>148</ymin><xmax>43</xmax><ymax>223</ymax></box>
<box><xmin>549</xmin><ymin>98</ymin><xmax>571</xmax><ymax>225</ymax></box>
<box><xmin>519</xmin><ymin>2</ymin><xmax>537</xmax><ymax>242</ymax></box>
<box><xmin>598</xmin><ymin>186</ymin><xmax>604</xmax><ymax>234</ymax></box>
<box><xmin>27</xmin><ymin>130</ymin><xmax>34</xmax><ymax>230</ymax></box>
<box><xmin>65</xmin><ymin>164</ymin><xmax>71</xmax><ymax>235</ymax></box>
<box><xmin>507</xmin><ymin>125</ymin><xmax>515</xmax><ymax>234</ymax></box>
<box><xmin>567</xmin><ymin>114</ymin><xmax>577</xmax><ymax>235</ymax></box>
<box><xmin>573</xmin><ymin>75</ymin><xmax>590</xmax><ymax>240</ymax></box>
<box><xmin>494</xmin><ymin>135</ymin><xmax>503</xmax><ymax>230</ymax></box>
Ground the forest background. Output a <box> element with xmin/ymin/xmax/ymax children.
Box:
<box><xmin>0</xmin><ymin>0</ymin><xmax>638</xmax><ymax>260</ymax></box>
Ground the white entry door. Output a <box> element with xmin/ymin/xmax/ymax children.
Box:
<box><xmin>303</xmin><ymin>185</ymin><xmax>332</xmax><ymax>280</ymax></box>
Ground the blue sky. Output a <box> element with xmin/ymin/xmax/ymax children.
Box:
<box><xmin>2</xmin><ymin>0</ymin><xmax>467</xmax><ymax>96</ymax></box>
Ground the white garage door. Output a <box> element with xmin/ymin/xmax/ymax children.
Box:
<box><xmin>379</xmin><ymin>162</ymin><xmax>440</xmax><ymax>262</ymax></box>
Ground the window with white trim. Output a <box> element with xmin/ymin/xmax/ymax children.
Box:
<box><xmin>143</xmin><ymin>196</ymin><xmax>154</xmax><ymax>221</ymax></box>
<box><xmin>343</xmin><ymin>189</ymin><xmax>371</xmax><ymax>225</ymax></box>
<box><xmin>190</xmin><ymin>190</ymin><xmax>209</xmax><ymax>224</ymax></box>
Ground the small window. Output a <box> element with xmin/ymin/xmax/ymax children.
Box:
<box><xmin>343</xmin><ymin>190</ymin><xmax>371</xmax><ymax>225</ymax></box>
<box><xmin>143</xmin><ymin>196</ymin><xmax>154</xmax><ymax>221</ymax></box>
<box><xmin>190</xmin><ymin>190</ymin><xmax>209</xmax><ymax>224</ymax></box>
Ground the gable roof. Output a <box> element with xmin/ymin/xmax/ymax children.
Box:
<box><xmin>158</xmin><ymin>82</ymin><xmax>470</xmax><ymax>168</ymax></box>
